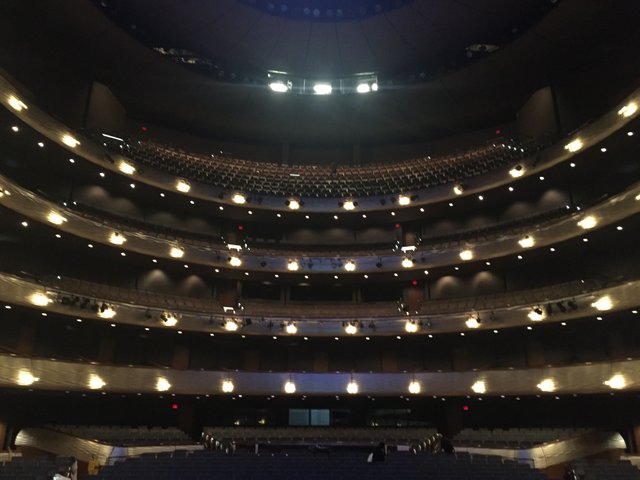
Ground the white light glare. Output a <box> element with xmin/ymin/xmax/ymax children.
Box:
<box><xmin>98</xmin><ymin>306</ymin><xmax>116</xmax><ymax>319</ymax></box>
<box><xmin>346</xmin><ymin>380</ymin><xmax>359</xmax><ymax>394</ymax></box>
<box><xmin>577</xmin><ymin>216</ymin><xmax>597</xmax><ymax>230</ymax></box>
<box><xmin>287</xmin><ymin>260</ymin><xmax>300</xmax><ymax>271</ymax></box>
<box><xmin>313</xmin><ymin>83</ymin><xmax>332</xmax><ymax>95</ymax></box>
<box><xmin>288</xmin><ymin>199</ymin><xmax>300</xmax><ymax>210</ymax></box>
<box><xmin>222</xmin><ymin>379</ymin><xmax>235</xmax><ymax>393</ymax></box>
<box><xmin>471</xmin><ymin>381</ymin><xmax>486</xmax><ymax>394</ymax></box>
<box><xmin>344</xmin><ymin>323</ymin><xmax>358</xmax><ymax>335</ymax></box>
<box><xmin>398</xmin><ymin>195</ymin><xmax>411</xmax><ymax>206</ymax></box>
<box><xmin>29</xmin><ymin>292</ymin><xmax>51</xmax><ymax>307</ymax></box>
<box><xmin>156</xmin><ymin>377</ymin><xmax>171</xmax><ymax>392</ymax></box>
<box><xmin>161</xmin><ymin>312</ymin><xmax>178</xmax><ymax>327</ymax></box>
<box><xmin>17</xmin><ymin>370</ymin><xmax>39</xmax><ymax>386</ymax></box>
<box><xmin>465</xmin><ymin>315</ymin><xmax>480</xmax><ymax>329</ymax></box>
<box><xmin>47</xmin><ymin>211</ymin><xmax>67</xmax><ymax>225</ymax></box>
<box><xmin>405</xmin><ymin>321</ymin><xmax>419</xmax><ymax>333</ymax></box>
<box><xmin>8</xmin><ymin>95</ymin><xmax>27</xmax><ymax>111</ymax></box>
<box><xmin>453</xmin><ymin>184</ymin><xmax>464</xmax><ymax>195</ymax></box>
<box><xmin>591</xmin><ymin>296</ymin><xmax>613</xmax><ymax>311</ymax></box>
<box><xmin>229</xmin><ymin>256</ymin><xmax>242</xmax><ymax>267</ymax></box>
<box><xmin>343</xmin><ymin>200</ymin><xmax>356</xmax><ymax>210</ymax></box>
<box><xmin>459</xmin><ymin>249</ymin><xmax>474</xmax><ymax>261</ymax></box>
<box><xmin>401</xmin><ymin>258</ymin><xmax>414</xmax><ymax>269</ymax></box>
<box><xmin>269</xmin><ymin>81</ymin><xmax>290</xmax><ymax>93</ymax></box>
<box><xmin>61</xmin><ymin>134</ymin><xmax>80</xmax><ymax>148</ymax></box>
<box><xmin>528</xmin><ymin>307</ymin><xmax>545</xmax><ymax>322</ymax></box>
<box><xmin>356</xmin><ymin>83</ymin><xmax>371</xmax><ymax>93</ymax></box>
<box><xmin>118</xmin><ymin>161</ymin><xmax>136</xmax><ymax>175</ymax></box>
<box><xmin>285</xmin><ymin>323</ymin><xmax>298</xmax><ymax>335</ymax></box>
<box><xmin>518</xmin><ymin>235</ymin><xmax>535</xmax><ymax>248</ymax></box>
<box><xmin>344</xmin><ymin>260</ymin><xmax>356</xmax><ymax>272</ymax></box>
<box><xmin>564</xmin><ymin>139</ymin><xmax>583</xmax><ymax>153</ymax></box>
<box><xmin>232</xmin><ymin>193</ymin><xmax>246</xmax><ymax>204</ymax></box>
<box><xmin>176</xmin><ymin>179</ymin><xmax>191</xmax><ymax>193</ymax></box>
<box><xmin>224</xmin><ymin>319</ymin><xmax>239</xmax><ymax>332</ymax></box>
<box><xmin>509</xmin><ymin>165</ymin><xmax>525</xmax><ymax>178</ymax></box>
<box><xmin>537</xmin><ymin>378</ymin><xmax>556</xmax><ymax>392</ymax></box>
<box><xmin>170</xmin><ymin>246</ymin><xmax>185</xmax><ymax>258</ymax></box>
<box><xmin>284</xmin><ymin>380</ymin><xmax>296</xmax><ymax>394</ymax></box>
<box><xmin>408</xmin><ymin>380</ymin><xmax>421</xmax><ymax>394</ymax></box>
<box><xmin>604</xmin><ymin>374</ymin><xmax>626</xmax><ymax>390</ymax></box>
<box><xmin>108</xmin><ymin>232</ymin><xmax>126</xmax><ymax>246</ymax></box>
<box><xmin>618</xmin><ymin>102</ymin><xmax>638</xmax><ymax>118</ymax></box>
<box><xmin>88</xmin><ymin>374</ymin><xmax>106</xmax><ymax>390</ymax></box>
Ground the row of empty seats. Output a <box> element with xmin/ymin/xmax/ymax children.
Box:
<box><xmin>45</xmin><ymin>425</ymin><xmax>192</xmax><ymax>446</ymax></box>
<box><xmin>39</xmin><ymin>273</ymin><xmax>597</xmax><ymax>318</ymax></box>
<box><xmin>91</xmin><ymin>450</ymin><xmax>548</xmax><ymax>480</ymax></box>
<box><xmin>0</xmin><ymin>455</ymin><xmax>74</xmax><ymax>480</ymax></box>
<box><xmin>100</xmin><ymin>134</ymin><xmax>545</xmax><ymax>198</ymax></box>
<box><xmin>571</xmin><ymin>458</ymin><xmax>640</xmax><ymax>480</ymax></box>
<box><xmin>453</xmin><ymin>427</ymin><xmax>593</xmax><ymax>448</ymax></box>
<box><xmin>202</xmin><ymin>426</ymin><xmax>437</xmax><ymax>446</ymax></box>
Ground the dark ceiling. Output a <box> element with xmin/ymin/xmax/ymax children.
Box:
<box><xmin>0</xmin><ymin>0</ymin><xmax>639</xmax><ymax>145</ymax></box>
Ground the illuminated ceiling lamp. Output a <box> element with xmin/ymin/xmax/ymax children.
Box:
<box><xmin>287</xmin><ymin>199</ymin><xmax>300</xmax><ymax>210</ymax></box>
<box><xmin>284</xmin><ymin>379</ymin><xmax>296</xmax><ymax>394</ymax></box>
<box><xmin>518</xmin><ymin>235</ymin><xmax>535</xmax><ymax>249</ymax></box>
<box><xmin>88</xmin><ymin>374</ymin><xmax>106</xmax><ymax>390</ymax></box>
<box><xmin>577</xmin><ymin>215</ymin><xmax>597</xmax><ymax>230</ymax></box>
<box><xmin>285</xmin><ymin>322</ymin><xmax>298</xmax><ymax>335</ymax></box>
<box><xmin>169</xmin><ymin>246</ymin><xmax>185</xmax><ymax>259</ymax></box>
<box><xmin>231</xmin><ymin>193</ymin><xmax>247</xmax><ymax>205</ymax></box>
<box><xmin>223</xmin><ymin>319</ymin><xmax>239</xmax><ymax>332</ymax></box>
<box><xmin>465</xmin><ymin>314</ymin><xmax>481</xmax><ymax>329</ymax></box>
<box><xmin>536</xmin><ymin>378</ymin><xmax>556</xmax><ymax>392</ymax></box>
<box><xmin>118</xmin><ymin>160</ymin><xmax>136</xmax><ymax>175</ymax></box>
<box><xmin>527</xmin><ymin>306</ymin><xmax>546</xmax><ymax>322</ymax></box>
<box><xmin>46</xmin><ymin>211</ymin><xmax>67</xmax><ymax>225</ymax></box>
<box><xmin>398</xmin><ymin>195</ymin><xmax>411</xmax><ymax>206</ymax></box>
<box><xmin>604</xmin><ymin>374</ymin><xmax>626</xmax><ymax>390</ymax></box>
<box><xmin>17</xmin><ymin>370</ymin><xmax>39</xmax><ymax>386</ymax></box>
<box><xmin>459</xmin><ymin>249</ymin><xmax>474</xmax><ymax>261</ymax></box>
<box><xmin>356</xmin><ymin>83</ymin><xmax>371</xmax><ymax>93</ymax></box>
<box><xmin>509</xmin><ymin>165</ymin><xmax>525</xmax><ymax>178</ymax></box>
<box><xmin>453</xmin><ymin>184</ymin><xmax>464</xmax><ymax>195</ymax></box>
<box><xmin>109</xmin><ymin>232</ymin><xmax>126</xmax><ymax>246</ymax></box>
<box><xmin>156</xmin><ymin>377</ymin><xmax>171</xmax><ymax>392</ymax></box>
<box><xmin>618</xmin><ymin>102</ymin><xmax>638</xmax><ymax>118</ymax></box>
<box><xmin>344</xmin><ymin>322</ymin><xmax>358</xmax><ymax>335</ymax></box>
<box><xmin>221</xmin><ymin>379</ymin><xmax>235</xmax><ymax>393</ymax></box>
<box><xmin>591</xmin><ymin>295</ymin><xmax>613</xmax><ymax>311</ymax></box>
<box><xmin>7</xmin><ymin>95</ymin><xmax>28</xmax><ymax>111</ymax></box>
<box><xmin>471</xmin><ymin>380</ymin><xmax>486</xmax><ymax>394</ymax></box>
<box><xmin>229</xmin><ymin>256</ymin><xmax>242</xmax><ymax>267</ymax></box>
<box><xmin>408</xmin><ymin>379</ymin><xmax>421</xmax><ymax>395</ymax></box>
<box><xmin>313</xmin><ymin>83</ymin><xmax>332</xmax><ymax>95</ymax></box>
<box><xmin>564</xmin><ymin>139</ymin><xmax>583</xmax><ymax>153</ymax></box>
<box><xmin>176</xmin><ymin>179</ymin><xmax>191</xmax><ymax>193</ymax></box>
<box><xmin>287</xmin><ymin>260</ymin><xmax>300</xmax><ymax>271</ymax></box>
<box><xmin>401</xmin><ymin>257</ymin><xmax>414</xmax><ymax>269</ymax></box>
<box><xmin>342</xmin><ymin>199</ymin><xmax>357</xmax><ymax>211</ymax></box>
<box><xmin>344</xmin><ymin>260</ymin><xmax>356</xmax><ymax>272</ymax></box>
<box><xmin>405</xmin><ymin>320</ymin><xmax>419</xmax><ymax>333</ymax></box>
<box><xmin>29</xmin><ymin>292</ymin><xmax>51</xmax><ymax>307</ymax></box>
<box><xmin>160</xmin><ymin>312</ymin><xmax>179</xmax><ymax>327</ymax></box>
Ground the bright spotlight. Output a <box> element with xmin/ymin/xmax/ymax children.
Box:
<box><xmin>269</xmin><ymin>81</ymin><xmax>290</xmax><ymax>93</ymax></box>
<box><xmin>313</xmin><ymin>83</ymin><xmax>332</xmax><ymax>95</ymax></box>
<box><xmin>398</xmin><ymin>195</ymin><xmax>411</xmax><ymax>206</ymax></box>
<box><xmin>7</xmin><ymin>95</ymin><xmax>27</xmax><ymax>111</ymax></box>
<box><xmin>284</xmin><ymin>380</ymin><xmax>296</xmax><ymax>394</ymax></box>
<box><xmin>288</xmin><ymin>199</ymin><xmax>300</xmax><ymax>210</ymax></box>
<box><xmin>156</xmin><ymin>377</ymin><xmax>171</xmax><ymax>392</ymax></box>
<box><xmin>61</xmin><ymin>134</ymin><xmax>80</xmax><ymax>148</ymax></box>
<box><xmin>169</xmin><ymin>246</ymin><xmax>185</xmax><ymax>258</ymax></box>
<box><xmin>401</xmin><ymin>258</ymin><xmax>414</xmax><ymax>269</ymax></box>
<box><xmin>537</xmin><ymin>378</ymin><xmax>556</xmax><ymax>392</ymax></box>
<box><xmin>591</xmin><ymin>296</ymin><xmax>613</xmax><ymax>311</ymax></box>
<box><xmin>222</xmin><ymin>379</ymin><xmax>235</xmax><ymax>393</ymax></box>
<box><xmin>88</xmin><ymin>374</ymin><xmax>106</xmax><ymax>390</ymax></box>
<box><xmin>118</xmin><ymin>161</ymin><xmax>136</xmax><ymax>175</ymax></box>
<box><xmin>287</xmin><ymin>260</ymin><xmax>299</xmax><ymax>271</ymax></box>
<box><xmin>285</xmin><ymin>323</ymin><xmax>298</xmax><ymax>335</ymax></box>
<box><xmin>604</xmin><ymin>374</ymin><xmax>626</xmax><ymax>390</ymax></box>
<box><xmin>527</xmin><ymin>307</ymin><xmax>545</xmax><ymax>322</ymax></box>
<box><xmin>229</xmin><ymin>256</ymin><xmax>242</xmax><ymax>267</ymax></box>
<box><xmin>46</xmin><ymin>211</ymin><xmax>67</xmax><ymax>225</ymax></box>
<box><xmin>471</xmin><ymin>381</ymin><xmax>486</xmax><ymax>394</ymax></box>
<box><xmin>176</xmin><ymin>179</ymin><xmax>191</xmax><ymax>193</ymax></box>
<box><xmin>564</xmin><ymin>139</ymin><xmax>583</xmax><ymax>153</ymax></box>
<box><xmin>459</xmin><ymin>249</ymin><xmax>473</xmax><ymax>261</ymax></box>
<box><xmin>453</xmin><ymin>184</ymin><xmax>464</xmax><ymax>195</ymax></box>
<box><xmin>509</xmin><ymin>165</ymin><xmax>525</xmax><ymax>178</ymax></box>
<box><xmin>17</xmin><ymin>370</ymin><xmax>39</xmax><ymax>386</ymax></box>
<box><xmin>29</xmin><ymin>292</ymin><xmax>51</xmax><ymax>307</ymax></box>
<box><xmin>405</xmin><ymin>321</ymin><xmax>419</xmax><ymax>333</ymax></box>
<box><xmin>408</xmin><ymin>380</ymin><xmax>421</xmax><ymax>394</ymax></box>
<box><xmin>344</xmin><ymin>323</ymin><xmax>358</xmax><ymax>335</ymax></box>
<box><xmin>346</xmin><ymin>380</ymin><xmax>359</xmax><ymax>394</ymax></box>
<box><xmin>518</xmin><ymin>236</ymin><xmax>535</xmax><ymax>248</ymax></box>
<box><xmin>618</xmin><ymin>102</ymin><xmax>638</xmax><ymax>118</ymax></box>
<box><xmin>577</xmin><ymin>216</ymin><xmax>597</xmax><ymax>230</ymax></box>
<box><xmin>109</xmin><ymin>232</ymin><xmax>126</xmax><ymax>245</ymax></box>
<box><xmin>465</xmin><ymin>315</ymin><xmax>480</xmax><ymax>329</ymax></box>
<box><xmin>224</xmin><ymin>319</ymin><xmax>239</xmax><ymax>332</ymax></box>
<box><xmin>344</xmin><ymin>260</ymin><xmax>356</xmax><ymax>272</ymax></box>
<box><xmin>342</xmin><ymin>200</ymin><xmax>356</xmax><ymax>210</ymax></box>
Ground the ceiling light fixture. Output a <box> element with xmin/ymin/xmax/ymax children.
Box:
<box><xmin>401</xmin><ymin>258</ymin><xmax>414</xmax><ymax>269</ymax></box>
<box><xmin>169</xmin><ymin>246</ymin><xmax>185</xmax><ymax>258</ymax></box>
<box><xmin>287</xmin><ymin>260</ymin><xmax>299</xmax><ymax>271</ymax></box>
<box><xmin>229</xmin><ymin>256</ymin><xmax>242</xmax><ymax>267</ymax></box>
<box><xmin>344</xmin><ymin>322</ymin><xmax>358</xmax><ymax>335</ymax></box>
<box><xmin>528</xmin><ymin>306</ymin><xmax>546</xmax><ymax>322</ymax></box>
<box><xmin>346</xmin><ymin>379</ymin><xmax>359</xmax><ymax>394</ymax></box>
<box><xmin>509</xmin><ymin>165</ymin><xmax>525</xmax><ymax>178</ymax></box>
<box><xmin>88</xmin><ymin>374</ymin><xmax>106</xmax><ymax>390</ymax></box>
<box><xmin>176</xmin><ymin>179</ymin><xmax>191</xmax><ymax>193</ymax></box>
<box><xmin>604</xmin><ymin>374</ymin><xmax>626</xmax><ymax>390</ymax></box>
<box><xmin>537</xmin><ymin>378</ymin><xmax>556</xmax><ymax>392</ymax></box>
<box><xmin>269</xmin><ymin>81</ymin><xmax>290</xmax><ymax>93</ymax></box>
<box><xmin>7</xmin><ymin>95</ymin><xmax>27</xmax><ymax>111</ymax></box>
<box><xmin>471</xmin><ymin>381</ymin><xmax>486</xmax><ymax>394</ymax></box>
<box><xmin>161</xmin><ymin>312</ymin><xmax>179</xmax><ymax>327</ymax></box>
<box><xmin>459</xmin><ymin>249</ymin><xmax>474</xmax><ymax>261</ymax></box>
<box><xmin>518</xmin><ymin>235</ymin><xmax>535</xmax><ymax>248</ymax></box>
<box><xmin>465</xmin><ymin>314</ymin><xmax>481</xmax><ymax>329</ymax></box>
<box><xmin>344</xmin><ymin>260</ymin><xmax>356</xmax><ymax>272</ymax></box>
<box><xmin>342</xmin><ymin>199</ymin><xmax>357</xmax><ymax>210</ymax></box>
<box><xmin>577</xmin><ymin>216</ymin><xmax>597</xmax><ymax>230</ymax></box>
<box><xmin>398</xmin><ymin>195</ymin><xmax>411</xmax><ymax>206</ymax></box>
<box><xmin>284</xmin><ymin>380</ymin><xmax>296</xmax><ymax>394</ymax></box>
<box><xmin>313</xmin><ymin>83</ymin><xmax>332</xmax><ymax>95</ymax></box>
<box><xmin>285</xmin><ymin>323</ymin><xmax>298</xmax><ymax>335</ymax></box>
<box><xmin>17</xmin><ymin>370</ymin><xmax>39</xmax><ymax>386</ymax></box>
<box><xmin>231</xmin><ymin>193</ymin><xmax>246</xmax><ymax>204</ymax></box>
<box><xmin>287</xmin><ymin>199</ymin><xmax>300</xmax><ymax>210</ymax></box>
<box><xmin>408</xmin><ymin>380</ymin><xmax>421</xmax><ymax>394</ymax></box>
<box><xmin>29</xmin><ymin>292</ymin><xmax>51</xmax><ymax>307</ymax></box>
<box><xmin>222</xmin><ymin>379</ymin><xmax>235</xmax><ymax>393</ymax></box>
<box><xmin>405</xmin><ymin>320</ymin><xmax>419</xmax><ymax>333</ymax></box>
<box><xmin>591</xmin><ymin>296</ymin><xmax>613</xmax><ymax>311</ymax></box>
<box><xmin>453</xmin><ymin>184</ymin><xmax>464</xmax><ymax>195</ymax></box>
<box><xmin>97</xmin><ymin>305</ymin><xmax>116</xmax><ymax>319</ymax></box>
<box><xmin>46</xmin><ymin>211</ymin><xmax>67</xmax><ymax>225</ymax></box>
<box><xmin>223</xmin><ymin>319</ymin><xmax>239</xmax><ymax>332</ymax></box>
